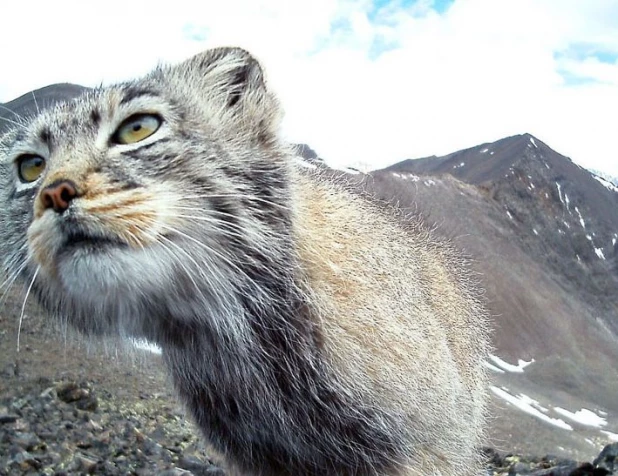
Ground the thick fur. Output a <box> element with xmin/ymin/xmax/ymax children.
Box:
<box><xmin>0</xmin><ymin>48</ymin><xmax>490</xmax><ymax>475</ymax></box>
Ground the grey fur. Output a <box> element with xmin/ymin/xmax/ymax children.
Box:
<box><xmin>0</xmin><ymin>48</ymin><xmax>490</xmax><ymax>475</ymax></box>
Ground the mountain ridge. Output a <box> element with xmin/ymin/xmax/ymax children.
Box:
<box><xmin>378</xmin><ymin>132</ymin><xmax>618</xmax><ymax>320</ymax></box>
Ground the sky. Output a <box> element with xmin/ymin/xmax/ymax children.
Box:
<box><xmin>1</xmin><ymin>0</ymin><xmax>617</xmax><ymax>176</ymax></box>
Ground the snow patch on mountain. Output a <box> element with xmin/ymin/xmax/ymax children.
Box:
<box><xmin>589</xmin><ymin>169</ymin><xmax>618</xmax><ymax>188</ymax></box>
<box><xmin>554</xmin><ymin>408</ymin><xmax>607</xmax><ymax>428</ymax></box>
<box><xmin>483</xmin><ymin>361</ymin><xmax>505</xmax><ymax>373</ymax></box>
<box><xmin>489</xmin><ymin>355</ymin><xmax>534</xmax><ymax>373</ymax></box>
<box><xmin>575</xmin><ymin>207</ymin><xmax>586</xmax><ymax>228</ymax></box>
<box><xmin>593</xmin><ymin>174</ymin><xmax>618</xmax><ymax>193</ymax></box>
<box><xmin>392</xmin><ymin>172</ymin><xmax>421</xmax><ymax>181</ymax></box>
<box><xmin>601</xmin><ymin>431</ymin><xmax>618</xmax><ymax>442</ymax></box>
<box><xmin>490</xmin><ymin>387</ymin><xmax>573</xmax><ymax>431</ymax></box>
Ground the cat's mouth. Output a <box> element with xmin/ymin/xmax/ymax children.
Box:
<box><xmin>28</xmin><ymin>211</ymin><xmax>135</xmax><ymax>274</ymax></box>
<box><xmin>62</xmin><ymin>230</ymin><xmax>128</xmax><ymax>253</ymax></box>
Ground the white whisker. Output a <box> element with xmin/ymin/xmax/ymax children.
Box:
<box><xmin>31</xmin><ymin>91</ymin><xmax>40</xmax><ymax>115</ymax></box>
<box><xmin>0</xmin><ymin>261</ymin><xmax>29</xmax><ymax>306</ymax></box>
<box><xmin>17</xmin><ymin>266</ymin><xmax>39</xmax><ymax>353</ymax></box>
<box><xmin>159</xmin><ymin>212</ymin><xmax>254</xmax><ymax>237</ymax></box>
<box><xmin>158</xmin><ymin>234</ymin><xmax>217</xmax><ymax>295</ymax></box>
<box><xmin>0</xmin><ymin>247</ymin><xmax>30</xmax><ymax>303</ymax></box>
<box><xmin>0</xmin><ymin>103</ymin><xmax>24</xmax><ymax>120</ymax></box>
<box><xmin>157</xmin><ymin>223</ymin><xmax>247</xmax><ymax>278</ymax></box>
<box><xmin>0</xmin><ymin>115</ymin><xmax>23</xmax><ymax>128</ymax></box>
<box><xmin>176</xmin><ymin>193</ymin><xmax>288</xmax><ymax>211</ymax></box>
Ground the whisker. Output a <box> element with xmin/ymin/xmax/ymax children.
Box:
<box><xmin>125</xmin><ymin>223</ymin><xmax>239</xmax><ymax>321</ymax></box>
<box><xmin>175</xmin><ymin>194</ymin><xmax>289</xmax><ymax>211</ymax></box>
<box><xmin>158</xmin><ymin>212</ymin><xmax>254</xmax><ymax>236</ymax></box>
<box><xmin>0</xmin><ymin>248</ymin><xmax>30</xmax><ymax>301</ymax></box>
<box><xmin>100</xmin><ymin>206</ymin><xmax>258</xmax><ymax>244</ymax></box>
<box><xmin>163</xmin><ymin>206</ymin><xmax>280</xmax><ymax>231</ymax></box>
<box><xmin>0</xmin><ymin>115</ymin><xmax>23</xmax><ymax>128</ymax></box>
<box><xmin>152</xmin><ymin>223</ymin><xmax>270</xmax><ymax>292</ymax></box>
<box><xmin>0</xmin><ymin>103</ymin><xmax>24</xmax><ymax>120</ymax></box>
<box><xmin>31</xmin><ymin>91</ymin><xmax>40</xmax><ymax>115</ymax></box>
<box><xmin>156</xmin><ymin>233</ymin><xmax>211</xmax><ymax>293</ymax></box>
<box><xmin>0</xmin><ymin>261</ymin><xmax>29</xmax><ymax>306</ymax></box>
<box><xmin>17</xmin><ymin>266</ymin><xmax>39</xmax><ymax>353</ymax></box>
<box><xmin>157</xmin><ymin>223</ymin><xmax>245</xmax><ymax>274</ymax></box>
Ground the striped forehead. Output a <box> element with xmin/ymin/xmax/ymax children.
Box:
<box><xmin>35</xmin><ymin>101</ymin><xmax>100</xmax><ymax>144</ymax></box>
<box><xmin>29</xmin><ymin>93</ymin><xmax>106</xmax><ymax>149</ymax></box>
<box><xmin>27</xmin><ymin>85</ymin><xmax>164</xmax><ymax>149</ymax></box>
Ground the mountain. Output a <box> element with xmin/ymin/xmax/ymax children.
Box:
<box><xmin>590</xmin><ymin>168</ymin><xmax>618</xmax><ymax>188</ymax></box>
<box><xmin>0</xmin><ymin>83</ymin><xmax>88</xmax><ymax>135</ymax></box>
<box><xmin>383</xmin><ymin>133</ymin><xmax>618</xmax><ymax>320</ymax></box>
<box><xmin>357</xmin><ymin>133</ymin><xmax>618</xmax><ymax>458</ymax></box>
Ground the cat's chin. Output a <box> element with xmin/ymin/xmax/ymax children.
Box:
<box><xmin>28</xmin><ymin>213</ymin><xmax>129</xmax><ymax>276</ymax></box>
<box><xmin>46</xmin><ymin>240</ymin><xmax>231</xmax><ymax>340</ymax></box>
<box><xmin>44</xmin><ymin>243</ymin><xmax>178</xmax><ymax>332</ymax></box>
<box><xmin>56</xmin><ymin>243</ymin><xmax>170</xmax><ymax>291</ymax></box>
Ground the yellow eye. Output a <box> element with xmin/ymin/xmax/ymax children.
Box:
<box><xmin>113</xmin><ymin>114</ymin><xmax>162</xmax><ymax>145</ymax></box>
<box><xmin>17</xmin><ymin>155</ymin><xmax>46</xmax><ymax>183</ymax></box>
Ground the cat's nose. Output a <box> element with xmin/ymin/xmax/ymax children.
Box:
<box><xmin>40</xmin><ymin>180</ymin><xmax>78</xmax><ymax>213</ymax></box>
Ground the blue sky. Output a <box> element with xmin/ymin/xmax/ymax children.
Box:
<box><xmin>0</xmin><ymin>0</ymin><xmax>617</xmax><ymax>176</ymax></box>
<box><xmin>556</xmin><ymin>43</ymin><xmax>618</xmax><ymax>86</ymax></box>
<box><xmin>371</xmin><ymin>0</ymin><xmax>455</xmax><ymax>15</ymax></box>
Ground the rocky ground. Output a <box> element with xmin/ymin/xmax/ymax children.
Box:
<box><xmin>2</xmin><ymin>376</ymin><xmax>616</xmax><ymax>476</ymax></box>
<box><xmin>0</xmin><ymin>299</ymin><xmax>223</xmax><ymax>475</ymax></box>
<box><xmin>0</xmin><ymin>378</ymin><xmax>223</xmax><ymax>475</ymax></box>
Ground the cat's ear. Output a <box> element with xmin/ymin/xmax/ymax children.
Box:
<box><xmin>186</xmin><ymin>48</ymin><xmax>264</xmax><ymax>106</ymax></box>
<box><xmin>182</xmin><ymin>47</ymin><xmax>282</xmax><ymax>145</ymax></box>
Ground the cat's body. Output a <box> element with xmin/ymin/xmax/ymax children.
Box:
<box><xmin>0</xmin><ymin>48</ymin><xmax>489</xmax><ymax>475</ymax></box>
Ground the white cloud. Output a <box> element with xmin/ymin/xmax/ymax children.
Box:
<box><xmin>1</xmin><ymin>0</ymin><xmax>617</xmax><ymax>175</ymax></box>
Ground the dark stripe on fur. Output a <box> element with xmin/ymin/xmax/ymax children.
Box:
<box><xmin>120</xmin><ymin>88</ymin><xmax>160</xmax><ymax>105</ymax></box>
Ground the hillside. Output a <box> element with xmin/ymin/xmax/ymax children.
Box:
<box><xmin>384</xmin><ymin>133</ymin><xmax>618</xmax><ymax>320</ymax></box>
<box><xmin>362</xmin><ymin>134</ymin><xmax>618</xmax><ymax>457</ymax></box>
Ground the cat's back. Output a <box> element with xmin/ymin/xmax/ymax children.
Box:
<box><xmin>291</xmin><ymin>169</ymin><xmax>489</xmax><ymax>474</ymax></box>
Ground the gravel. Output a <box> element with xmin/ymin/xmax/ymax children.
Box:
<box><xmin>0</xmin><ymin>378</ymin><xmax>222</xmax><ymax>475</ymax></box>
<box><xmin>1</xmin><ymin>377</ymin><xmax>615</xmax><ymax>475</ymax></box>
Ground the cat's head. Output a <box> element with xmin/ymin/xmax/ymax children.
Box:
<box><xmin>0</xmin><ymin>47</ymin><xmax>291</xmax><ymax>339</ymax></box>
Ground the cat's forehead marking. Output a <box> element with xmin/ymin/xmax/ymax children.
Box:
<box><xmin>38</xmin><ymin>127</ymin><xmax>51</xmax><ymax>145</ymax></box>
<box><xmin>29</xmin><ymin>88</ymin><xmax>123</xmax><ymax>146</ymax></box>
<box><xmin>119</xmin><ymin>86</ymin><xmax>161</xmax><ymax>105</ymax></box>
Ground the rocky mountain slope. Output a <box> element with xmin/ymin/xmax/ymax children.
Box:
<box><xmin>364</xmin><ymin>134</ymin><xmax>618</xmax><ymax>458</ymax></box>
<box><xmin>383</xmin><ymin>133</ymin><xmax>618</xmax><ymax>321</ymax></box>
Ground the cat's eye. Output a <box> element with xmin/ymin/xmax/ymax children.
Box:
<box><xmin>112</xmin><ymin>114</ymin><xmax>162</xmax><ymax>145</ymax></box>
<box><xmin>16</xmin><ymin>154</ymin><xmax>46</xmax><ymax>183</ymax></box>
